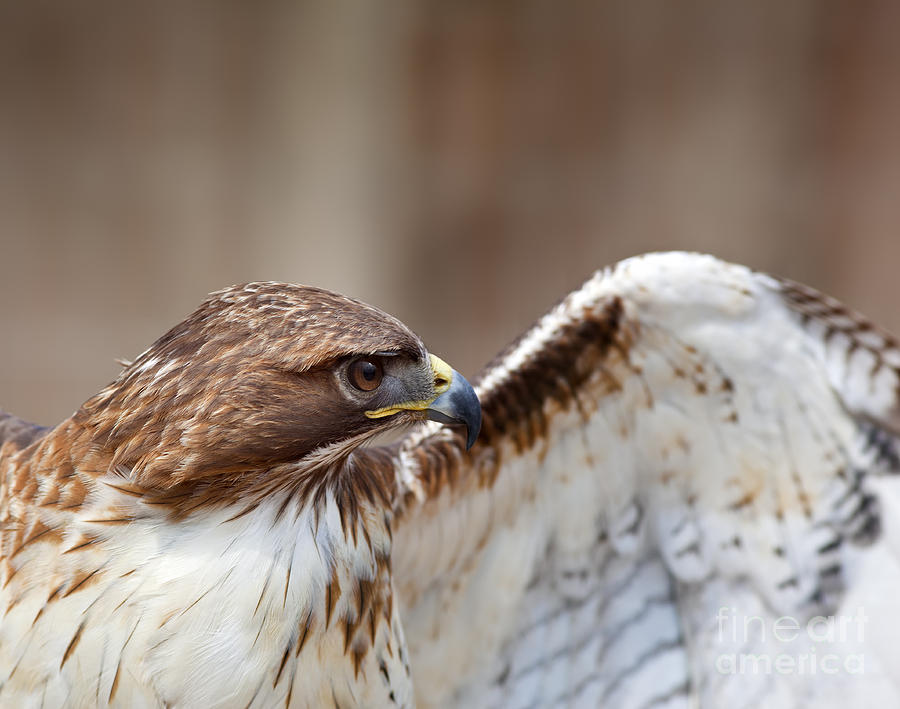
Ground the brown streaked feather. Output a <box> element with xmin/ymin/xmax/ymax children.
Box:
<box><xmin>392</xmin><ymin>295</ymin><xmax>629</xmax><ymax>512</ymax></box>
<box><xmin>476</xmin><ymin>296</ymin><xmax>626</xmax><ymax>451</ymax></box>
<box><xmin>60</xmin><ymin>620</ymin><xmax>86</xmax><ymax>669</ymax></box>
<box><xmin>273</xmin><ymin>636</ymin><xmax>295</xmax><ymax>688</ymax></box>
<box><xmin>778</xmin><ymin>275</ymin><xmax>900</xmax><ymax>433</ymax></box>
<box><xmin>295</xmin><ymin>608</ymin><xmax>314</xmax><ymax>657</ymax></box>
<box><xmin>62</xmin><ymin>566</ymin><xmax>104</xmax><ymax>598</ymax></box>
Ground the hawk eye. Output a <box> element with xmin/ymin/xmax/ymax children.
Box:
<box><xmin>348</xmin><ymin>358</ymin><xmax>383</xmax><ymax>392</ymax></box>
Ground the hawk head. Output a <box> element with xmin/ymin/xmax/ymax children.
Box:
<box><xmin>75</xmin><ymin>282</ymin><xmax>480</xmax><ymax>494</ymax></box>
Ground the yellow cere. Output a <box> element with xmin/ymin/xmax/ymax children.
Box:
<box><xmin>365</xmin><ymin>354</ymin><xmax>453</xmax><ymax>419</ymax></box>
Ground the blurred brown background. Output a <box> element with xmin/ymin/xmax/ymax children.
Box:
<box><xmin>2</xmin><ymin>1</ymin><xmax>899</xmax><ymax>424</ymax></box>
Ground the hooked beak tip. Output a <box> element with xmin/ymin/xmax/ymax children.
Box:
<box><xmin>424</xmin><ymin>368</ymin><xmax>481</xmax><ymax>450</ymax></box>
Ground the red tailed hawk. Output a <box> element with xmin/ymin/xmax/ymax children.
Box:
<box><xmin>2</xmin><ymin>252</ymin><xmax>900</xmax><ymax>707</ymax></box>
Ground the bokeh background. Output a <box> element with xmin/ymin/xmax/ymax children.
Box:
<box><xmin>2</xmin><ymin>1</ymin><xmax>899</xmax><ymax>424</ymax></box>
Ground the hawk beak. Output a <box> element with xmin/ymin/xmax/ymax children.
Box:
<box><xmin>365</xmin><ymin>354</ymin><xmax>482</xmax><ymax>450</ymax></box>
<box><xmin>423</xmin><ymin>356</ymin><xmax>482</xmax><ymax>450</ymax></box>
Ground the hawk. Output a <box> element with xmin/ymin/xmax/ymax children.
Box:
<box><xmin>2</xmin><ymin>252</ymin><xmax>900</xmax><ymax>707</ymax></box>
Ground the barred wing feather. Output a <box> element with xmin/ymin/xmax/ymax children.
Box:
<box><xmin>392</xmin><ymin>252</ymin><xmax>900</xmax><ymax>708</ymax></box>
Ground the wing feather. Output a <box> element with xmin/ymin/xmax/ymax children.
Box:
<box><xmin>392</xmin><ymin>252</ymin><xmax>900</xmax><ymax>708</ymax></box>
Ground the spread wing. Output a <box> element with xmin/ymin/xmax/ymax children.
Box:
<box><xmin>390</xmin><ymin>252</ymin><xmax>900</xmax><ymax>708</ymax></box>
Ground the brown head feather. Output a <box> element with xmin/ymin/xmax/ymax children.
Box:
<box><xmin>63</xmin><ymin>282</ymin><xmax>426</xmax><ymax>493</ymax></box>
